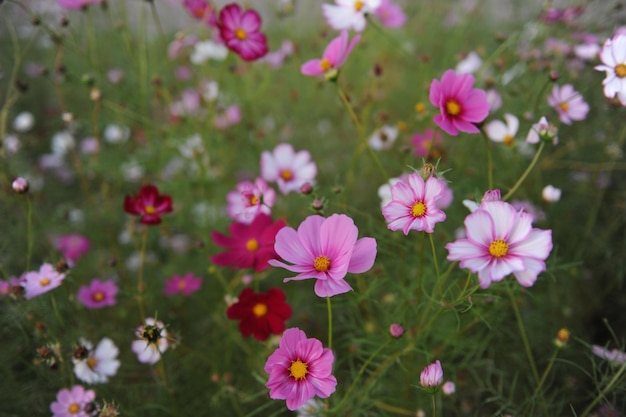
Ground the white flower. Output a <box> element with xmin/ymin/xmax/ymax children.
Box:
<box><xmin>131</xmin><ymin>318</ymin><xmax>168</xmax><ymax>365</ymax></box>
<box><xmin>3</xmin><ymin>134</ymin><xmax>21</xmax><ymax>154</ymax></box>
<box><xmin>104</xmin><ymin>124</ymin><xmax>130</xmax><ymax>144</ymax></box>
<box><xmin>13</xmin><ymin>112</ymin><xmax>34</xmax><ymax>132</ymax></box>
<box><xmin>484</xmin><ymin>113</ymin><xmax>519</xmax><ymax>145</ymax></box>
<box><xmin>526</xmin><ymin>116</ymin><xmax>558</xmax><ymax>145</ymax></box>
<box><xmin>202</xmin><ymin>80</ymin><xmax>219</xmax><ymax>101</ymax></box>
<box><xmin>296</xmin><ymin>398</ymin><xmax>327</xmax><ymax>417</ymax></box>
<box><xmin>485</xmin><ymin>89</ymin><xmax>503</xmax><ymax>112</ymax></box>
<box><xmin>368</xmin><ymin>125</ymin><xmax>398</xmax><ymax>150</ymax></box>
<box><xmin>574</xmin><ymin>42</ymin><xmax>599</xmax><ymax>61</ymax></box>
<box><xmin>190</xmin><ymin>40</ymin><xmax>228</xmax><ymax>64</ymax></box>
<box><xmin>178</xmin><ymin>134</ymin><xmax>205</xmax><ymax>159</ymax></box>
<box><xmin>541</xmin><ymin>185</ymin><xmax>562</xmax><ymax>203</ymax></box>
<box><xmin>455</xmin><ymin>51</ymin><xmax>482</xmax><ymax>74</ymax></box>
<box><xmin>51</xmin><ymin>131</ymin><xmax>75</xmax><ymax>156</ymax></box>
<box><xmin>322</xmin><ymin>0</ymin><xmax>382</xmax><ymax>32</ymax></box>
<box><xmin>121</xmin><ymin>159</ymin><xmax>144</xmax><ymax>182</ymax></box>
<box><xmin>260</xmin><ymin>143</ymin><xmax>317</xmax><ymax>195</ymax></box>
<box><xmin>377</xmin><ymin>177</ymin><xmax>403</xmax><ymax>209</ymax></box>
<box><xmin>594</xmin><ymin>34</ymin><xmax>626</xmax><ymax>105</ymax></box>
<box><xmin>73</xmin><ymin>338</ymin><xmax>121</xmax><ymax>384</ymax></box>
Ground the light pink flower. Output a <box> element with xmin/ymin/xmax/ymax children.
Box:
<box><xmin>442</xmin><ymin>381</ymin><xmax>456</xmax><ymax>395</ymax></box>
<box><xmin>50</xmin><ymin>385</ymin><xmax>95</xmax><ymax>417</ymax></box>
<box><xmin>55</xmin><ymin>233</ymin><xmax>91</xmax><ymax>263</ymax></box>
<box><xmin>446</xmin><ymin>200</ymin><xmax>553</xmax><ymax>288</ymax></box>
<box><xmin>375</xmin><ymin>0</ymin><xmax>406</xmax><ymax>28</ymax></box>
<box><xmin>264</xmin><ymin>328</ymin><xmax>337</xmax><ymax>411</ymax></box>
<box><xmin>592</xmin><ymin>345</ymin><xmax>626</xmax><ymax>366</ymax></box>
<box><xmin>227</xmin><ymin>178</ymin><xmax>276</xmax><ymax>224</ymax></box>
<box><xmin>429</xmin><ymin>69</ymin><xmax>490</xmax><ymax>136</ymax></box>
<box><xmin>526</xmin><ymin>116</ymin><xmax>558</xmax><ymax>145</ymax></box>
<box><xmin>301</xmin><ymin>30</ymin><xmax>360</xmax><ymax>79</ymax></box>
<box><xmin>131</xmin><ymin>318</ymin><xmax>168</xmax><ymax>365</ymax></box>
<box><xmin>163</xmin><ymin>273</ymin><xmax>202</xmax><ymax>296</ymax></box>
<box><xmin>420</xmin><ymin>360</ymin><xmax>443</xmax><ymax>388</ymax></box>
<box><xmin>212</xmin><ymin>105</ymin><xmax>242</xmax><ymax>129</ymax></box>
<box><xmin>21</xmin><ymin>263</ymin><xmax>65</xmax><ymax>300</ymax></box>
<box><xmin>217</xmin><ymin>3</ymin><xmax>268</xmax><ymax>61</ymax></box>
<box><xmin>548</xmin><ymin>84</ymin><xmax>589</xmax><ymax>125</ymax></box>
<box><xmin>382</xmin><ymin>173</ymin><xmax>447</xmax><ymax>234</ymax></box>
<box><xmin>77</xmin><ymin>279</ymin><xmax>118</xmax><ymax>309</ymax></box>
<box><xmin>322</xmin><ymin>0</ymin><xmax>381</xmax><ymax>32</ymax></box>
<box><xmin>57</xmin><ymin>0</ymin><xmax>101</xmax><ymax>10</ymax></box>
<box><xmin>261</xmin><ymin>143</ymin><xmax>317</xmax><ymax>195</ymax></box>
<box><xmin>594</xmin><ymin>34</ymin><xmax>626</xmax><ymax>106</ymax></box>
<box><xmin>269</xmin><ymin>214</ymin><xmax>377</xmax><ymax>297</ymax></box>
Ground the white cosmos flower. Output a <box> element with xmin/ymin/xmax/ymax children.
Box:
<box><xmin>594</xmin><ymin>34</ymin><xmax>626</xmax><ymax>105</ymax></box>
<box><xmin>13</xmin><ymin>112</ymin><xmax>35</xmax><ymax>132</ymax></box>
<box><xmin>131</xmin><ymin>318</ymin><xmax>168</xmax><ymax>365</ymax></box>
<box><xmin>190</xmin><ymin>40</ymin><xmax>228</xmax><ymax>64</ymax></box>
<box><xmin>485</xmin><ymin>113</ymin><xmax>519</xmax><ymax>145</ymax></box>
<box><xmin>73</xmin><ymin>338</ymin><xmax>121</xmax><ymax>384</ymax></box>
<box><xmin>368</xmin><ymin>125</ymin><xmax>398</xmax><ymax>150</ymax></box>
<box><xmin>455</xmin><ymin>51</ymin><xmax>482</xmax><ymax>74</ymax></box>
<box><xmin>322</xmin><ymin>0</ymin><xmax>382</xmax><ymax>32</ymax></box>
<box><xmin>541</xmin><ymin>185</ymin><xmax>562</xmax><ymax>203</ymax></box>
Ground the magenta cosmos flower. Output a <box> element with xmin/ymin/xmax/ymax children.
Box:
<box><xmin>429</xmin><ymin>69</ymin><xmax>490</xmax><ymax>136</ymax></box>
<box><xmin>226</xmin><ymin>287</ymin><xmax>292</xmax><ymax>341</ymax></box>
<box><xmin>55</xmin><ymin>234</ymin><xmax>90</xmax><ymax>263</ymax></box>
<box><xmin>123</xmin><ymin>184</ymin><xmax>173</xmax><ymax>225</ymax></box>
<box><xmin>595</xmin><ymin>34</ymin><xmax>626</xmax><ymax>105</ymax></box>
<box><xmin>269</xmin><ymin>214</ymin><xmax>377</xmax><ymax>297</ymax></box>
<box><xmin>183</xmin><ymin>0</ymin><xmax>217</xmax><ymax>25</ymax></box>
<box><xmin>446</xmin><ymin>200</ymin><xmax>553</xmax><ymax>289</ymax></box>
<box><xmin>211</xmin><ymin>214</ymin><xmax>286</xmax><ymax>272</ymax></box>
<box><xmin>163</xmin><ymin>273</ymin><xmax>202</xmax><ymax>296</ymax></box>
<box><xmin>382</xmin><ymin>173</ymin><xmax>447</xmax><ymax>234</ymax></box>
<box><xmin>264</xmin><ymin>328</ymin><xmax>337</xmax><ymax>411</ymax></box>
<box><xmin>548</xmin><ymin>84</ymin><xmax>590</xmax><ymax>125</ymax></box>
<box><xmin>261</xmin><ymin>143</ymin><xmax>317</xmax><ymax>195</ymax></box>
<box><xmin>217</xmin><ymin>3</ymin><xmax>268</xmax><ymax>61</ymax></box>
<box><xmin>22</xmin><ymin>263</ymin><xmax>65</xmax><ymax>300</ymax></box>
<box><xmin>301</xmin><ymin>30</ymin><xmax>360</xmax><ymax>80</ymax></box>
<box><xmin>76</xmin><ymin>279</ymin><xmax>118</xmax><ymax>309</ymax></box>
<box><xmin>226</xmin><ymin>178</ymin><xmax>276</xmax><ymax>224</ymax></box>
<box><xmin>375</xmin><ymin>0</ymin><xmax>407</xmax><ymax>28</ymax></box>
<box><xmin>50</xmin><ymin>385</ymin><xmax>95</xmax><ymax>417</ymax></box>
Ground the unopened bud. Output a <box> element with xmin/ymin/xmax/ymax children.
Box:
<box><xmin>12</xmin><ymin>177</ymin><xmax>29</xmax><ymax>194</ymax></box>
<box><xmin>300</xmin><ymin>183</ymin><xmax>312</xmax><ymax>195</ymax></box>
<box><xmin>420</xmin><ymin>163</ymin><xmax>437</xmax><ymax>180</ymax></box>
<box><xmin>389</xmin><ymin>323</ymin><xmax>404</xmax><ymax>338</ymax></box>
<box><xmin>554</xmin><ymin>328</ymin><xmax>570</xmax><ymax>348</ymax></box>
<box><xmin>311</xmin><ymin>199</ymin><xmax>324</xmax><ymax>211</ymax></box>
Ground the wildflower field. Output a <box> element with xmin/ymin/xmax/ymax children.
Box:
<box><xmin>2</xmin><ymin>0</ymin><xmax>626</xmax><ymax>416</ymax></box>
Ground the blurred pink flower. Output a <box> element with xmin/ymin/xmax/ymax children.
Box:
<box><xmin>420</xmin><ymin>360</ymin><xmax>443</xmax><ymax>389</ymax></box>
<box><xmin>163</xmin><ymin>273</ymin><xmax>202</xmax><ymax>296</ymax></box>
<box><xmin>77</xmin><ymin>279</ymin><xmax>118</xmax><ymax>309</ymax></box>
<box><xmin>548</xmin><ymin>84</ymin><xmax>589</xmax><ymax>125</ymax></box>
<box><xmin>446</xmin><ymin>200</ymin><xmax>553</xmax><ymax>288</ymax></box>
<box><xmin>168</xmin><ymin>34</ymin><xmax>198</xmax><ymax>60</ymax></box>
<box><xmin>269</xmin><ymin>214</ymin><xmax>377</xmax><ymax>297</ymax></box>
<box><xmin>411</xmin><ymin>128</ymin><xmax>443</xmax><ymax>157</ymax></box>
<box><xmin>217</xmin><ymin>3</ymin><xmax>268</xmax><ymax>61</ymax></box>
<box><xmin>322</xmin><ymin>0</ymin><xmax>381</xmax><ymax>32</ymax></box>
<box><xmin>375</xmin><ymin>0</ymin><xmax>406</xmax><ymax>28</ymax></box>
<box><xmin>301</xmin><ymin>30</ymin><xmax>360</xmax><ymax>79</ymax></box>
<box><xmin>183</xmin><ymin>0</ymin><xmax>217</xmax><ymax>25</ymax></box>
<box><xmin>55</xmin><ymin>234</ymin><xmax>90</xmax><ymax>263</ymax></box>
<box><xmin>123</xmin><ymin>184</ymin><xmax>173</xmax><ymax>225</ymax></box>
<box><xmin>592</xmin><ymin>345</ymin><xmax>626</xmax><ymax>365</ymax></box>
<box><xmin>261</xmin><ymin>143</ymin><xmax>317</xmax><ymax>195</ymax></box>
<box><xmin>264</xmin><ymin>328</ymin><xmax>337</xmax><ymax>410</ymax></box>
<box><xmin>382</xmin><ymin>173</ymin><xmax>447</xmax><ymax>234</ymax></box>
<box><xmin>57</xmin><ymin>0</ymin><xmax>101</xmax><ymax>10</ymax></box>
<box><xmin>50</xmin><ymin>385</ymin><xmax>96</xmax><ymax>417</ymax></box>
<box><xmin>22</xmin><ymin>263</ymin><xmax>65</xmax><ymax>300</ymax></box>
<box><xmin>429</xmin><ymin>69</ymin><xmax>490</xmax><ymax>135</ymax></box>
<box><xmin>595</xmin><ymin>34</ymin><xmax>626</xmax><ymax>106</ymax></box>
<box><xmin>227</xmin><ymin>178</ymin><xmax>276</xmax><ymax>224</ymax></box>
<box><xmin>213</xmin><ymin>105</ymin><xmax>242</xmax><ymax>129</ymax></box>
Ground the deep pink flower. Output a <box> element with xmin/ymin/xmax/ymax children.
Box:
<box><xmin>375</xmin><ymin>0</ymin><xmax>407</xmax><ymax>28</ymax></box>
<box><xmin>548</xmin><ymin>84</ymin><xmax>590</xmax><ymax>125</ymax></box>
<box><xmin>184</xmin><ymin>0</ymin><xmax>217</xmax><ymax>25</ymax></box>
<box><xmin>301</xmin><ymin>30</ymin><xmax>360</xmax><ymax>79</ymax></box>
<box><xmin>77</xmin><ymin>279</ymin><xmax>118</xmax><ymax>309</ymax></box>
<box><xmin>382</xmin><ymin>173</ymin><xmax>447</xmax><ymax>234</ymax></box>
<box><xmin>50</xmin><ymin>385</ymin><xmax>96</xmax><ymax>417</ymax></box>
<box><xmin>261</xmin><ymin>143</ymin><xmax>317</xmax><ymax>195</ymax></box>
<box><xmin>429</xmin><ymin>69</ymin><xmax>490</xmax><ymax>135</ymax></box>
<box><xmin>163</xmin><ymin>273</ymin><xmax>202</xmax><ymax>296</ymax></box>
<box><xmin>226</xmin><ymin>287</ymin><xmax>292</xmax><ymax>341</ymax></box>
<box><xmin>264</xmin><ymin>328</ymin><xmax>337</xmax><ymax>410</ymax></box>
<box><xmin>123</xmin><ymin>184</ymin><xmax>173</xmax><ymax>225</ymax></box>
<box><xmin>211</xmin><ymin>214</ymin><xmax>286</xmax><ymax>272</ymax></box>
<box><xmin>420</xmin><ymin>360</ymin><xmax>443</xmax><ymax>389</ymax></box>
<box><xmin>269</xmin><ymin>214</ymin><xmax>377</xmax><ymax>297</ymax></box>
<box><xmin>411</xmin><ymin>128</ymin><xmax>443</xmax><ymax>157</ymax></box>
<box><xmin>227</xmin><ymin>178</ymin><xmax>276</xmax><ymax>224</ymax></box>
<box><xmin>446</xmin><ymin>200</ymin><xmax>553</xmax><ymax>288</ymax></box>
<box><xmin>21</xmin><ymin>263</ymin><xmax>65</xmax><ymax>300</ymax></box>
<box><xmin>217</xmin><ymin>3</ymin><xmax>268</xmax><ymax>61</ymax></box>
<box><xmin>55</xmin><ymin>234</ymin><xmax>90</xmax><ymax>263</ymax></box>
<box><xmin>57</xmin><ymin>0</ymin><xmax>101</xmax><ymax>10</ymax></box>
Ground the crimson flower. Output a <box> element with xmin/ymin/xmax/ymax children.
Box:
<box><xmin>227</xmin><ymin>288</ymin><xmax>292</xmax><ymax>341</ymax></box>
<box><xmin>217</xmin><ymin>3</ymin><xmax>268</xmax><ymax>61</ymax></box>
<box><xmin>211</xmin><ymin>214</ymin><xmax>285</xmax><ymax>272</ymax></box>
<box><xmin>123</xmin><ymin>185</ymin><xmax>173</xmax><ymax>225</ymax></box>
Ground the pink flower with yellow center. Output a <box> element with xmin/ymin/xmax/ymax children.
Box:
<box><xmin>547</xmin><ymin>84</ymin><xmax>589</xmax><ymax>125</ymax></box>
<box><xmin>21</xmin><ymin>263</ymin><xmax>65</xmax><ymax>300</ymax></box>
<box><xmin>217</xmin><ymin>3</ymin><xmax>268</xmax><ymax>61</ymax></box>
<box><xmin>77</xmin><ymin>279</ymin><xmax>118</xmax><ymax>309</ymax></box>
<box><xmin>50</xmin><ymin>385</ymin><xmax>95</xmax><ymax>417</ymax></box>
<box><xmin>301</xmin><ymin>30</ymin><xmax>360</xmax><ymax>80</ymax></box>
<box><xmin>163</xmin><ymin>273</ymin><xmax>202</xmax><ymax>296</ymax></box>
<box><xmin>595</xmin><ymin>34</ymin><xmax>626</xmax><ymax>105</ymax></box>
<box><xmin>261</xmin><ymin>143</ymin><xmax>317</xmax><ymax>195</ymax></box>
<box><xmin>226</xmin><ymin>178</ymin><xmax>276</xmax><ymax>224</ymax></box>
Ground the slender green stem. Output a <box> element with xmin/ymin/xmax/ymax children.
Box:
<box><xmin>502</xmin><ymin>142</ymin><xmax>545</xmax><ymax>202</ymax></box>
<box><xmin>431</xmin><ymin>393</ymin><xmax>437</xmax><ymax>417</ymax></box>
<box><xmin>50</xmin><ymin>294</ymin><xmax>64</xmax><ymax>329</ymax></box>
<box><xmin>137</xmin><ymin>227</ymin><xmax>148</xmax><ymax>319</ymax></box>
<box><xmin>26</xmin><ymin>197</ymin><xmax>33</xmax><ymax>271</ymax></box>
<box><xmin>533</xmin><ymin>348</ymin><xmax>558</xmax><ymax>398</ymax></box>
<box><xmin>579</xmin><ymin>359</ymin><xmax>626</xmax><ymax>417</ymax></box>
<box><xmin>87</xmin><ymin>7</ymin><xmax>98</xmax><ymax>68</ymax></box>
<box><xmin>481</xmin><ymin>129</ymin><xmax>494</xmax><ymax>190</ymax></box>
<box><xmin>149</xmin><ymin>1</ymin><xmax>165</xmax><ymax>39</ymax></box>
<box><xmin>429</xmin><ymin>233</ymin><xmax>441</xmax><ymax>293</ymax></box>
<box><xmin>506</xmin><ymin>286</ymin><xmax>539</xmax><ymax>383</ymax></box>
<box><xmin>327</xmin><ymin>297</ymin><xmax>333</xmax><ymax>350</ymax></box>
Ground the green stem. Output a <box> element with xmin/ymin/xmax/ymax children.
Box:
<box><xmin>502</xmin><ymin>142</ymin><xmax>545</xmax><ymax>202</ymax></box>
<box><xmin>431</xmin><ymin>393</ymin><xmax>437</xmax><ymax>417</ymax></box>
<box><xmin>507</xmin><ymin>285</ymin><xmax>539</xmax><ymax>383</ymax></box>
<box><xmin>137</xmin><ymin>227</ymin><xmax>148</xmax><ymax>319</ymax></box>
<box><xmin>481</xmin><ymin>129</ymin><xmax>494</xmax><ymax>190</ymax></box>
<box><xmin>579</xmin><ymin>359</ymin><xmax>626</xmax><ymax>417</ymax></box>
<box><xmin>327</xmin><ymin>296</ymin><xmax>333</xmax><ymax>350</ymax></box>
<box><xmin>533</xmin><ymin>348</ymin><xmax>558</xmax><ymax>398</ymax></box>
<box><xmin>26</xmin><ymin>197</ymin><xmax>33</xmax><ymax>271</ymax></box>
<box><xmin>429</xmin><ymin>233</ymin><xmax>441</xmax><ymax>294</ymax></box>
<box><xmin>50</xmin><ymin>294</ymin><xmax>64</xmax><ymax>329</ymax></box>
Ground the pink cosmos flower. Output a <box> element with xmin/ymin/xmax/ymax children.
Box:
<box><xmin>594</xmin><ymin>34</ymin><xmax>626</xmax><ymax>106</ymax></box>
<box><xmin>21</xmin><ymin>263</ymin><xmax>65</xmax><ymax>300</ymax></box>
<box><xmin>375</xmin><ymin>0</ymin><xmax>406</xmax><ymax>28</ymax></box>
<box><xmin>163</xmin><ymin>273</ymin><xmax>202</xmax><ymax>296</ymax></box>
<box><xmin>446</xmin><ymin>199</ymin><xmax>553</xmax><ymax>288</ymax></box>
<box><xmin>429</xmin><ymin>69</ymin><xmax>490</xmax><ymax>136</ymax></box>
<box><xmin>227</xmin><ymin>178</ymin><xmax>276</xmax><ymax>224</ymax></box>
<box><xmin>50</xmin><ymin>385</ymin><xmax>96</xmax><ymax>417</ymax></box>
<box><xmin>261</xmin><ymin>143</ymin><xmax>317</xmax><ymax>195</ymax></box>
<box><xmin>131</xmin><ymin>317</ymin><xmax>168</xmax><ymax>365</ymax></box>
<box><xmin>268</xmin><ymin>214</ymin><xmax>377</xmax><ymax>297</ymax></box>
<box><xmin>184</xmin><ymin>0</ymin><xmax>217</xmax><ymax>25</ymax></box>
<box><xmin>301</xmin><ymin>30</ymin><xmax>360</xmax><ymax>80</ymax></box>
<box><xmin>592</xmin><ymin>345</ymin><xmax>626</xmax><ymax>366</ymax></box>
<box><xmin>217</xmin><ymin>3</ymin><xmax>268</xmax><ymax>61</ymax></box>
<box><xmin>57</xmin><ymin>0</ymin><xmax>101</xmax><ymax>10</ymax></box>
<box><xmin>382</xmin><ymin>173</ymin><xmax>447</xmax><ymax>234</ymax></box>
<box><xmin>264</xmin><ymin>328</ymin><xmax>337</xmax><ymax>411</ymax></box>
<box><xmin>212</xmin><ymin>105</ymin><xmax>242</xmax><ymax>129</ymax></box>
<box><xmin>55</xmin><ymin>234</ymin><xmax>91</xmax><ymax>263</ymax></box>
<box><xmin>420</xmin><ymin>360</ymin><xmax>443</xmax><ymax>388</ymax></box>
<box><xmin>211</xmin><ymin>214</ymin><xmax>286</xmax><ymax>272</ymax></box>
<box><xmin>322</xmin><ymin>0</ymin><xmax>382</xmax><ymax>32</ymax></box>
<box><xmin>548</xmin><ymin>84</ymin><xmax>590</xmax><ymax>125</ymax></box>
<box><xmin>77</xmin><ymin>279</ymin><xmax>118</xmax><ymax>309</ymax></box>
<box><xmin>411</xmin><ymin>128</ymin><xmax>443</xmax><ymax>157</ymax></box>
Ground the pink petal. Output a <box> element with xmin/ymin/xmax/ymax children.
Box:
<box><xmin>239</xmin><ymin>9</ymin><xmax>261</xmax><ymax>33</ymax></box>
<box><xmin>314</xmin><ymin>277</ymin><xmax>352</xmax><ymax>297</ymax></box>
<box><xmin>301</xmin><ymin>59</ymin><xmax>324</xmax><ymax>76</ymax></box>
<box><xmin>347</xmin><ymin>237</ymin><xmax>377</xmax><ymax>273</ymax></box>
<box><xmin>323</xmin><ymin>30</ymin><xmax>348</xmax><ymax>65</ymax></box>
<box><xmin>297</xmin><ymin>215</ymin><xmax>325</xmax><ymax>256</ymax></box>
<box><xmin>463</xmin><ymin>210</ymin><xmax>494</xmax><ymax>246</ymax></box>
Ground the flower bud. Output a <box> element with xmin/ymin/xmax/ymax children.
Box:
<box><xmin>554</xmin><ymin>328</ymin><xmax>570</xmax><ymax>348</ymax></box>
<box><xmin>12</xmin><ymin>177</ymin><xmax>29</xmax><ymax>194</ymax></box>
<box><xmin>420</xmin><ymin>360</ymin><xmax>443</xmax><ymax>391</ymax></box>
<box><xmin>389</xmin><ymin>323</ymin><xmax>404</xmax><ymax>338</ymax></box>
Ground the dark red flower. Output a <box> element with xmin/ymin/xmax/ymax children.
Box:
<box><xmin>227</xmin><ymin>287</ymin><xmax>292</xmax><ymax>341</ymax></box>
<box><xmin>217</xmin><ymin>3</ymin><xmax>268</xmax><ymax>61</ymax></box>
<box><xmin>123</xmin><ymin>185</ymin><xmax>173</xmax><ymax>225</ymax></box>
<box><xmin>211</xmin><ymin>214</ymin><xmax>285</xmax><ymax>272</ymax></box>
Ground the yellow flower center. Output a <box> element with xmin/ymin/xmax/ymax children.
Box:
<box><xmin>615</xmin><ymin>63</ymin><xmax>626</xmax><ymax>78</ymax></box>
<box><xmin>488</xmin><ymin>239</ymin><xmax>509</xmax><ymax>258</ymax></box>
<box><xmin>92</xmin><ymin>291</ymin><xmax>104</xmax><ymax>302</ymax></box>
<box><xmin>354</xmin><ymin>0</ymin><xmax>364</xmax><ymax>11</ymax></box>
<box><xmin>252</xmin><ymin>303</ymin><xmax>268</xmax><ymax>317</ymax></box>
<box><xmin>39</xmin><ymin>278</ymin><xmax>51</xmax><ymax>287</ymax></box>
<box><xmin>445</xmin><ymin>99</ymin><xmax>461</xmax><ymax>116</ymax></box>
<box><xmin>246</xmin><ymin>239</ymin><xmax>259</xmax><ymax>252</ymax></box>
<box><xmin>178</xmin><ymin>280</ymin><xmax>187</xmax><ymax>289</ymax></box>
<box><xmin>279</xmin><ymin>169</ymin><xmax>294</xmax><ymax>181</ymax></box>
<box><xmin>289</xmin><ymin>359</ymin><xmax>309</xmax><ymax>380</ymax></box>
<box><xmin>556</xmin><ymin>328</ymin><xmax>570</xmax><ymax>344</ymax></box>
<box><xmin>235</xmin><ymin>28</ymin><xmax>247</xmax><ymax>40</ymax></box>
<box><xmin>192</xmin><ymin>7</ymin><xmax>205</xmax><ymax>18</ymax></box>
<box><xmin>411</xmin><ymin>201</ymin><xmax>427</xmax><ymax>217</ymax></box>
<box><xmin>559</xmin><ymin>102</ymin><xmax>569</xmax><ymax>112</ymax></box>
<box><xmin>503</xmin><ymin>135</ymin><xmax>514</xmax><ymax>145</ymax></box>
<box><xmin>67</xmin><ymin>403</ymin><xmax>80</xmax><ymax>414</ymax></box>
<box><xmin>248</xmin><ymin>194</ymin><xmax>259</xmax><ymax>206</ymax></box>
<box><xmin>87</xmin><ymin>356</ymin><xmax>98</xmax><ymax>369</ymax></box>
<box><xmin>320</xmin><ymin>58</ymin><xmax>333</xmax><ymax>72</ymax></box>
<box><xmin>144</xmin><ymin>205</ymin><xmax>156</xmax><ymax>214</ymax></box>
<box><xmin>314</xmin><ymin>255</ymin><xmax>331</xmax><ymax>272</ymax></box>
